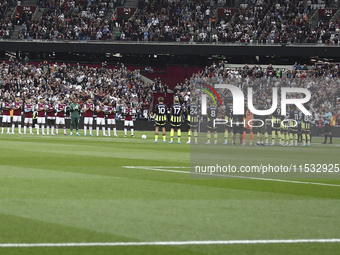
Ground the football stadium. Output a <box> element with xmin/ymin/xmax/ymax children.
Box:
<box><xmin>0</xmin><ymin>0</ymin><xmax>340</xmax><ymax>254</ymax></box>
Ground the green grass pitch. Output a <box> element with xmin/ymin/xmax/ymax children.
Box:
<box><xmin>0</xmin><ymin>130</ymin><xmax>339</xmax><ymax>255</ymax></box>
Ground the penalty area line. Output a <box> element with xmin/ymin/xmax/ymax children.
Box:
<box><xmin>1</xmin><ymin>239</ymin><xmax>340</xmax><ymax>248</ymax></box>
<box><xmin>123</xmin><ymin>166</ymin><xmax>340</xmax><ymax>187</ymax></box>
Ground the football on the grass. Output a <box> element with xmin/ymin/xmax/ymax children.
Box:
<box><xmin>141</xmin><ymin>134</ymin><xmax>147</xmax><ymax>140</ymax></box>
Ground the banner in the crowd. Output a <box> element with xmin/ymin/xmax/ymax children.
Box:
<box><xmin>318</xmin><ymin>9</ymin><xmax>337</xmax><ymax>17</ymax></box>
<box><xmin>217</xmin><ymin>8</ymin><xmax>236</xmax><ymax>19</ymax></box>
<box><xmin>116</xmin><ymin>7</ymin><xmax>137</xmax><ymax>19</ymax></box>
<box><xmin>17</xmin><ymin>6</ymin><xmax>37</xmax><ymax>14</ymax></box>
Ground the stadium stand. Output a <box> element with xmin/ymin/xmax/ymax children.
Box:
<box><xmin>183</xmin><ymin>61</ymin><xmax>339</xmax><ymax>121</ymax></box>
<box><xmin>216</xmin><ymin>0</ymin><xmax>311</xmax><ymax>43</ymax></box>
<box><xmin>0</xmin><ymin>58</ymin><xmax>339</xmax><ymax>130</ymax></box>
<box><xmin>308</xmin><ymin>16</ymin><xmax>340</xmax><ymax>44</ymax></box>
<box><xmin>118</xmin><ymin>0</ymin><xmax>218</xmax><ymax>41</ymax></box>
<box><xmin>0</xmin><ymin>60</ymin><xmax>154</xmax><ymax>118</ymax></box>
<box><xmin>114</xmin><ymin>0</ymin><xmax>339</xmax><ymax>43</ymax></box>
<box><xmin>0</xmin><ymin>0</ymin><xmax>16</xmax><ymax>39</ymax></box>
<box><xmin>17</xmin><ymin>0</ymin><xmax>113</xmax><ymax>40</ymax></box>
<box><xmin>6</xmin><ymin>0</ymin><xmax>339</xmax><ymax>43</ymax></box>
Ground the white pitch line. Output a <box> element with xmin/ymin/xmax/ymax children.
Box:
<box><xmin>124</xmin><ymin>166</ymin><xmax>188</xmax><ymax>169</ymax></box>
<box><xmin>123</xmin><ymin>166</ymin><xmax>340</xmax><ymax>187</ymax></box>
<box><xmin>1</xmin><ymin>239</ymin><xmax>340</xmax><ymax>248</ymax></box>
<box><xmin>124</xmin><ymin>166</ymin><xmax>191</xmax><ymax>175</ymax></box>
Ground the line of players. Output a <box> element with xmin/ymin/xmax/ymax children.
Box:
<box><xmin>0</xmin><ymin>97</ymin><xmax>136</xmax><ymax>137</ymax></box>
<box><xmin>3</xmin><ymin>96</ymin><xmax>330</xmax><ymax>146</ymax></box>
<box><xmin>153</xmin><ymin>97</ymin><xmax>184</xmax><ymax>143</ymax></box>
<box><xmin>185</xmin><ymin>99</ymin><xmax>316</xmax><ymax>146</ymax></box>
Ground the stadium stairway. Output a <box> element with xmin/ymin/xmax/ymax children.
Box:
<box><xmin>6</xmin><ymin>4</ymin><xmax>16</xmax><ymax>17</ymax></box>
<box><xmin>328</xmin><ymin>0</ymin><xmax>339</xmax><ymax>8</ymax></box>
<box><xmin>140</xmin><ymin>74</ymin><xmax>154</xmax><ymax>86</ymax></box>
<box><xmin>104</xmin><ymin>8</ymin><xmax>120</xmax><ymax>40</ymax></box>
<box><xmin>6</xmin><ymin>4</ymin><xmax>17</xmax><ymax>39</ymax></box>
<box><xmin>104</xmin><ymin>4</ymin><xmax>114</xmax><ymax>22</ymax></box>
<box><xmin>11</xmin><ymin>0</ymin><xmax>45</xmax><ymax>39</ymax></box>
<box><xmin>20</xmin><ymin>0</ymin><xmax>37</xmax><ymax>5</ymax></box>
<box><xmin>106</xmin><ymin>0</ymin><xmax>138</xmax><ymax>40</ymax></box>
<box><xmin>32</xmin><ymin>6</ymin><xmax>45</xmax><ymax>19</ymax></box>
<box><xmin>309</xmin><ymin>8</ymin><xmax>321</xmax><ymax>31</ymax></box>
<box><xmin>123</xmin><ymin>0</ymin><xmax>138</xmax><ymax>7</ymax></box>
<box><xmin>330</xmin><ymin>8</ymin><xmax>340</xmax><ymax>22</ymax></box>
<box><xmin>11</xmin><ymin>26</ymin><xmax>20</xmax><ymax>39</ymax></box>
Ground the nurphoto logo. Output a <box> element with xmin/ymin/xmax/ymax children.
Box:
<box><xmin>201</xmin><ymin>84</ymin><xmax>311</xmax><ymax>116</ymax></box>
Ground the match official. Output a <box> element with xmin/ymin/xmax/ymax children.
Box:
<box><xmin>322</xmin><ymin>107</ymin><xmax>333</xmax><ymax>144</ymax></box>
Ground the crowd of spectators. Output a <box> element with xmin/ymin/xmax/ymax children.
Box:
<box><xmin>18</xmin><ymin>0</ymin><xmax>112</xmax><ymax>40</ymax></box>
<box><xmin>7</xmin><ymin>0</ymin><xmax>339</xmax><ymax>44</ymax></box>
<box><xmin>116</xmin><ymin>0</ymin><xmax>319</xmax><ymax>43</ymax></box>
<box><xmin>162</xmin><ymin>61</ymin><xmax>339</xmax><ymax>124</ymax></box>
<box><xmin>308</xmin><ymin>17</ymin><xmax>340</xmax><ymax>44</ymax></box>
<box><xmin>118</xmin><ymin>0</ymin><xmax>216</xmax><ymax>41</ymax></box>
<box><xmin>0</xmin><ymin>0</ymin><xmax>15</xmax><ymax>39</ymax></box>
<box><xmin>0</xmin><ymin>57</ymin><xmax>339</xmax><ymax>124</ymax></box>
<box><xmin>215</xmin><ymin>0</ymin><xmax>311</xmax><ymax>43</ymax></box>
<box><xmin>0</xmin><ymin>59</ymin><xmax>154</xmax><ymax>119</ymax></box>
<box><xmin>185</xmin><ymin>61</ymin><xmax>339</xmax><ymax>124</ymax></box>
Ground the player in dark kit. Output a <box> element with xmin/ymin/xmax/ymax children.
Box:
<box><xmin>280</xmin><ymin>108</ymin><xmax>290</xmax><ymax>146</ymax></box>
<box><xmin>297</xmin><ymin>113</ymin><xmax>303</xmax><ymax>143</ymax></box>
<box><xmin>254</xmin><ymin>103</ymin><xmax>268</xmax><ymax>146</ymax></box>
<box><xmin>186</xmin><ymin>101</ymin><xmax>199</xmax><ymax>144</ymax></box>
<box><xmin>224</xmin><ymin>100</ymin><xmax>233</xmax><ymax>145</ymax></box>
<box><xmin>169</xmin><ymin>97</ymin><xmax>183</xmax><ymax>144</ymax></box>
<box><xmin>300</xmin><ymin>105</ymin><xmax>312</xmax><ymax>147</ymax></box>
<box><xmin>270</xmin><ymin>106</ymin><xmax>282</xmax><ymax>146</ymax></box>
<box><xmin>233</xmin><ymin>111</ymin><xmax>246</xmax><ymax>146</ymax></box>
<box><xmin>154</xmin><ymin>97</ymin><xmax>167</xmax><ymax>143</ymax></box>
<box><xmin>206</xmin><ymin>105</ymin><xmax>218</xmax><ymax>144</ymax></box>
<box><xmin>289</xmin><ymin>105</ymin><xmax>299</xmax><ymax>146</ymax></box>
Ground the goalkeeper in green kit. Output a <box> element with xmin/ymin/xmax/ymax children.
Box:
<box><xmin>70</xmin><ymin>98</ymin><xmax>81</xmax><ymax>136</ymax></box>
